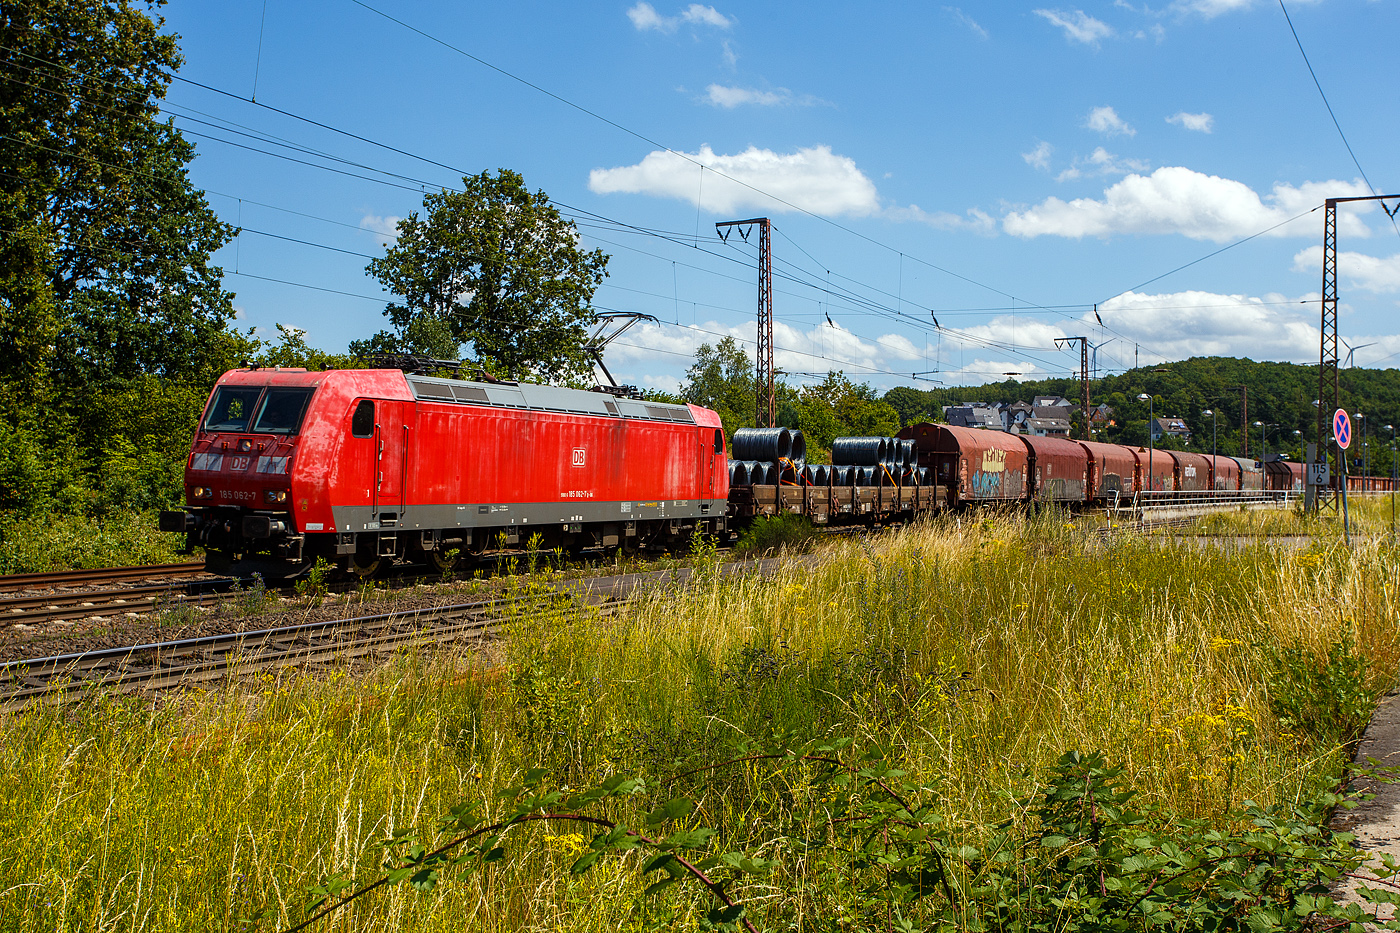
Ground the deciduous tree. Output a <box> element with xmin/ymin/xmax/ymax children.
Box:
<box><xmin>0</xmin><ymin>0</ymin><xmax>242</xmax><ymax>397</ymax></box>
<box><xmin>360</xmin><ymin>169</ymin><xmax>608</xmax><ymax>382</ymax></box>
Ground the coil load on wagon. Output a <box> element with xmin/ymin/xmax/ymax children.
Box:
<box><xmin>731</xmin><ymin>426</ymin><xmax>807</xmax><ymax>465</ymax></box>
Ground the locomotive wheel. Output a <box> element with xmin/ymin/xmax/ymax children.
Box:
<box><xmin>344</xmin><ymin>552</ymin><xmax>381</xmax><ymax>578</ymax></box>
<box><xmin>428</xmin><ymin>548</ymin><xmax>460</xmax><ymax>573</ymax></box>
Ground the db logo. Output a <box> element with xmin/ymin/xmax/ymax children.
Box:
<box><xmin>571</xmin><ymin>447</ymin><xmax>586</xmax><ymax>467</ymax></box>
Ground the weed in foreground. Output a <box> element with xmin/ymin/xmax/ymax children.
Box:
<box><xmin>2</xmin><ymin>516</ymin><xmax>1397</xmax><ymax>931</ymax></box>
<box><xmin>294</xmin><ymin>741</ymin><xmax>1393</xmax><ymax>933</ymax></box>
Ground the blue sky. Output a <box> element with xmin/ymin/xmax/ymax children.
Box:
<box><xmin>160</xmin><ymin>0</ymin><xmax>1400</xmax><ymax>393</ymax></box>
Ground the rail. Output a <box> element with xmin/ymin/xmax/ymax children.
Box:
<box><xmin>0</xmin><ymin>592</ymin><xmax>599</xmax><ymax>711</ymax></box>
<box><xmin>0</xmin><ymin>561</ymin><xmax>210</xmax><ymax>593</ymax></box>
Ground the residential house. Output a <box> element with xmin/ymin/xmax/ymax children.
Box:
<box><xmin>943</xmin><ymin>402</ymin><xmax>1003</xmax><ymax>430</ymax></box>
<box><xmin>1151</xmin><ymin>417</ymin><xmax>1191</xmax><ymax>444</ymax></box>
<box><xmin>1004</xmin><ymin>400</ymin><xmax>1033</xmax><ymax>433</ymax></box>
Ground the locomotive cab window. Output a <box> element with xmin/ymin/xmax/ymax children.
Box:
<box><xmin>351</xmin><ymin>400</ymin><xmax>375</xmax><ymax>438</ymax></box>
<box><xmin>714</xmin><ymin>429</ymin><xmax>724</xmax><ymax>454</ymax></box>
<box><xmin>203</xmin><ymin>386</ymin><xmax>264</xmax><ymax>433</ymax></box>
<box><xmin>252</xmin><ymin>387</ymin><xmax>315</xmax><ymax>435</ymax></box>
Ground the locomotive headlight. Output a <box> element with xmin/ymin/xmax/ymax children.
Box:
<box><xmin>193</xmin><ymin>486</ymin><xmax>213</xmax><ymax>499</ymax></box>
<box><xmin>238</xmin><ymin>438</ymin><xmax>253</xmax><ymax>452</ymax></box>
<box><xmin>265</xmin><ymin>489</ymin><xmax>289</xmax><ymax>504</ymax></box>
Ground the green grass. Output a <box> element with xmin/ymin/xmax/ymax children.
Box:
<box><xmin>0</xmin><ymin>516</ymin><xmax>1395</xmax><ymax>930</ymax></box>
<box><xmin>1185</xmin><ymin>492</ymin><xmax>1400</xmax><ymax>538</ymax></box>
<box><xmin>0</xmin><ymin>510</ymin><xmax>192</xmax><ymax>573</ymax></box>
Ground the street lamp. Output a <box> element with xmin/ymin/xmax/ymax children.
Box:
<box><xmin>1358</xmin><ymin>412</ymin><xmax>1366</xmax><ymax>490</ymax></box>
<box><xmin>1203</xmin><ymin>409</ymin><xmax>1216</xmax><ymax>463</ymax></box>
<box><xmin>1138</xmin><ymin>393</ymin><xmax>1154</xmax><ymax>492</ymax></box>
<box><xmin>1388</xmin><ymin>424</ymin><xmax>1396</xmax><ymax>537</ymax></box>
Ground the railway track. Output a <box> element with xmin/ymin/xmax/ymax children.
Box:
<box><xmin>0</xmin><ymin>555</ymin><xmax>791</xmax><ymax>711</ymax></box>
<box><xmin>0</xmin><ymin>591</ymin><xmax>597</xmax><ymax>712</ymax></box>
<box><xmin>0</xmin><ymin>561</ymin><xmax>210</xmax><ymax>593</ymax></box>
<box><xmin>0</xmin><ymin>580</ymin><xmax>239</xmax><ymax>625</ymax></box>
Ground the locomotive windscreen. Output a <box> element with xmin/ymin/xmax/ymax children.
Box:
<box><xmin>203</xmin><ymin>386</ymin><xmax>315</xmax><ymax>435</ymax></box>
<box><xmin>252</xmin><ymin>388</ymin><xmax>315</xmax><ymax>434</ymax></box>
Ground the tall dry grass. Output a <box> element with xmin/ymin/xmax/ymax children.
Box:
<box><xmin>0</xmin><ymin>512</ymin><xmax>1394</xmax><ymax>931</ymax></box>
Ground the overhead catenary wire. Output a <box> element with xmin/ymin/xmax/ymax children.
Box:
<box><xmin>6</xmin><ymin>32</ymin><xmax>1344</xmax><ymax>382</ymax></box>
<box><xmin>0</xmin><ymin>36</ymin><xmax>1218</xmax><ymax>371</ymax></box>
<box><xmin>1276</xmin><ymin>0</ymin><xmax>1400</xmax><ymax>240</ymax></box>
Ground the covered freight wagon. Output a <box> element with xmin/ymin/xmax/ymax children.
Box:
<box><xmin>1078</xmin><ymin>440</ymin><xmax>1137</xmax><ymax>499</ymax></box>
<box><xmin>1233</xmin><ymin>457</ymin><xmax>1264</xmax><ymax>490</ymax></box>
<box><xmin>1018</xmin><ymin>434</ymin><xmax>1089</xmax><ymax>502</ymax></box>
<box><xmin>904</xmin><ymin>423</ymin><xmax>1028</xmax><ymax>504</ymax></box>
<box><xmin>1206</xmin><ymin>455</ymin><xmax>1240</xmax><ymax>491</ymax></box>
<box><xmin>1132</xmin><ymin>447</ymin><xmax>1176</xmax><ymax>492</ymax></box>
<box><xmin>1265</xmin><ymin>460</ymin><xmax>1303</xmax><ymax>491</ymax></box>
<box><xmin>1168</xmin><ymin>451</ymin><xmax>1213</xmax><ymax>493</ymax></box>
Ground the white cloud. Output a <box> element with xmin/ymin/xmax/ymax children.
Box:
<box><xmin>1023</xmin><ymin>141</ymin><xmax>1053</xmax><ymax>171</ymax></box>
<box><xmin>705</xmin><ymin>85</ymin><xmax>787</xmax><ymax>108</ymax></box>
<box><xmin>1167</xmin><ymin>0</ymin><xmax>1257</xmax><ymax>18</ymax></box>
<box><xmin>627</xmin><ymin>2</ymin><xmax>732</xmax><ymax>33</ymax></box>
<box><xmin>360</xmin><ymin>214</ymin><xmax>402</xmax><ymax>246</ymax></box>
<box><xmin>606</xmin><ymin>319</ymin><xmax>930</xmax><ymax>382</ymax></box>
<box><xmin>1055</xmin><ymin>146</ymin><xmax>1150</xmax><ymax>181</ymax></box>
<box><xmin>721</xmin><ymin>39</ymin><xmax>737</xmax><ymax>67</ymax></box>
<box><xmin>681</xmin><ymin>3</ymin><xmax>731</xmax><ymax>27</ymax></box>
<box><xmin>885</xmin><ymin>204</ymin><xmax>998</xmax><ymax>235</ymax></box>
<box><xmin>1292</xmin><ymin>247</ymin><xmax>1400</xmax><ymax>294</ymax></box>
<box><xmin>943</xmin><ymin>6</ymin><xmax>989</xmax><ymax>38</ymax></box>
<box><xmin>589</xmin><ymin>144</ymin><xmax>880</xmax><ymax>217</ymax></box>
<box><xmin>640</xmin><ymin>373</ymin><xmax>684</xmax><ymax>394</ymax></box>
<box><xmin>233</xmin><ymin>305</ymin><xmax>247</xmax><ymax>320</ymax></box>
<box><xmin>1085</xmin><ymin>105</ymin><xmax>1134</xmax><ymax>137</ymax></box>
<box><xmin>1167</xmin><ymin>111</ymin><xmax>1214</xmax><ymax>132</ymax></box>
<box><xmin>1092</xmin><ymin>289</ymin><xmax>1326</xmax><ymax>360</ymax></box>
<box><xmin>1034</xmin><ymin>8</ymin><xmax>1115</xmax><ymax>44</ymax></box>
<box><xmin>704</xmin><ymin>84</ymin><xmax>823</xmax><ymax>108</ymax></box>
<box><xmin>1003</xmin><ymin>168</ymin><xmax>1374</xmax><ymax>242</ymax></box>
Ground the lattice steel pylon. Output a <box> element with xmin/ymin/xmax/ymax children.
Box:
<box><xmin>1316</xmin><ymin>194</ymin><xmax>1400</xmax><ymax>510</ymax></box>
<box><xmin>1055</xmin><ymin>336</ymin><xmax>1090</xmax><ymax>439</ymax></box>
<box><xmin>715</xmin><ymin>217</ymin><xmax>775</xmax><ymax>428</ymax></box>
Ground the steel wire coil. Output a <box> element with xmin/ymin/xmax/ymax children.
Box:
<box><xmin>831</xmin><ymin>436</ymin><xmax>887</xmax><ymax>466</ymax></box>
<box><xmin>732</xmin><ymin>427</ymin><xmax>792</xmax><ymax>462</ymax></box>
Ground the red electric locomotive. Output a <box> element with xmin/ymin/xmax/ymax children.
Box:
<box><xmin>161</xmin><ymin>367</ymin><xmax>730</xmax><ymax>576</ymax></box>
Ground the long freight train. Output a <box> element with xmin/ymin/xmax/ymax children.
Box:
<box><xmin>160</xmin><ymin>365</ymin><xmax>1382</xmax><ymax>577</ymax></box>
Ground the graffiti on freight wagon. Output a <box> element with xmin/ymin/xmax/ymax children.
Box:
<box><xmin>971</xmin><ymin>470</ymin><xmax>1004</xmax><ymax>497</ymax></box>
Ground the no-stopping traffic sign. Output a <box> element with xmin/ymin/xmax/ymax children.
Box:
<box><xmin>1334</xmin><ymin>409</ymin><xmax>1352</xmax><ymax>449</ymax></box>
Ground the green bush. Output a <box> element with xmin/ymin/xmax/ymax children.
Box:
<box><xmin>0</xmin><ymin>510</ymin><xmax>190</xmax><ymax>573</ymax></box>
<box><xmin>732</xmin><ymin>513</ymin><xmax>819</xmax><ymax>555</ymax></box>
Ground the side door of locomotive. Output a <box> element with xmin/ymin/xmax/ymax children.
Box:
<box><xmin>374</xmin><ymin>401</ymin><xmax>409</xmax><ymax>524</ymax></box>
